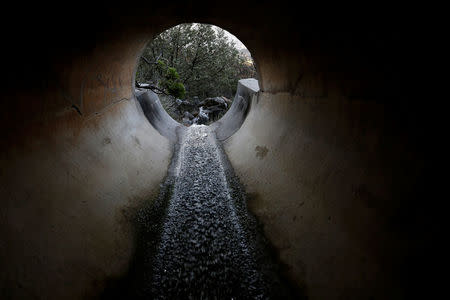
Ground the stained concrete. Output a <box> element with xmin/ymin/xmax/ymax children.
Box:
<box><xmin>135</xmin><ymin>89</ymin><xmax>181</xmax><ymax>142</ymax></box>
<box><xmin>0</xmin><ymin>2</ymin><xmax>430</xmax><ymax>299</ymax></box>
<box><xmin>224</xmin><ymin>92</ymin><xmax>422</xmax><ymax>299</ymax></box>
<box><xmin>211</xmin><ymin>79</ymin><xmax>259</xmax><ymax>141</ymax></box>
<box><xmin>0</xmin><ymin>98</ymin><xmax>172</xmax><ymax>298</ymax></box>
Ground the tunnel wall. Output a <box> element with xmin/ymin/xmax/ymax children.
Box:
<box><xmin>135</xmin><ymin>89</ymin><xmax>182</xmax><ymax>142</ymax></box>
<box><xmin>0</xmin><ymin>3</ymin><xmax>428</xmax><ymax>299</ymax></box>
<box><xmin>0</xmin><ymin>20</ymin><xmax>178</xmax><ymax>297</ymax></box>
<box><xmin>212</xmin><ymin>78</ymin><xmax>259</xmax><ymax>141</ymax></box>
<box><xmin>0</xmin><ymin>97</ymin><xmax>173</xmax><ymax>298</ymax></box>
<box><xmin>219</xmin><ymin>13</ymin><xmax>427</xmax><ymax>299</ymax></box>
<box><xmin>224</xmin><ymin>92</ymin><xmax>423</xmax><ymax>299</ymax></box>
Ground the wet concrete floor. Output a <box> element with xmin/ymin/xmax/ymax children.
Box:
<box><xmin>102</xmin><ymin>125</ymin><xmax>298</xmax><ymax>299</ymax></box>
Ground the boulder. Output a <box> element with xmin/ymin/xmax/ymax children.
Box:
<box><xmin>182</xmin><ymin>117</ymin><xmax>193</xmax><ymax>126</ymax></box>
<box><xmin>222</xmin><ymin>96</ymin><xmax>232</xmax><ymax>106</ymax></box>
<box><xmin>193</xmin><ymin>107</ymin><xmax>209</xmax><ymax>125</ymax></box>
<box><xmin>183</xmin><ymin>111</ymin><xmax>194</xmax><ymax>120</ymax></box>
<box><xmin>176</xmin><ymin>99</ymin><xmax>195</xmax><ymax>112</ymax></box>
<box><xmin>199</xmin><ymin>97</ymin><xmax>228</xmax><ymax>110</ymax></box>
<box><xmin>204</xmin><ymin>105</ymin><xmax>226</xmax><ymax>119</ymax></box>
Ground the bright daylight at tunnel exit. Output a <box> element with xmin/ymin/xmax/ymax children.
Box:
<box><xmin>135</xmin><ymin>23</ymin><xmax>257</xmax><ymax>126</ymax></box>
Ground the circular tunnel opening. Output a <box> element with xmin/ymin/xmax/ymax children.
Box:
<box><xmin>134</xmin><ymin>23</ymin><xmax>257</xmax><ymax>126</ymax></box>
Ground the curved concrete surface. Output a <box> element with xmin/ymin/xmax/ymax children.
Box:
<box><xmin>211</xmin><ymin>78</ymin><xmax>259</xmax><ymax>141</ymax></box>
<box><xmin>0</xmin><ymin>97</ymin><xmax>173</xmax><ymax>298</ymax></box>
<box><xmin>135</xmin><ymin>79</ymin><xmax>258</xmax><ymax>142</ymax></box>
<box><xmin>1</xmin><ymin>2</ymin><xmax>430</xmax><ymax>299</ymax></box>
<box><xmin>135</xmin><ymin>88</ymin><xmax>182</xmax><ymax>142</ymax></box>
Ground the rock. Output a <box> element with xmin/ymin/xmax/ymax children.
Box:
<box><xmin>182</xmin><ymin>117</ymin><xmax>193</xmax><ymax>126</ymax></box>
<box><xmin>172</xmin><ymin>96</ymin><xmax>232</xmax><ymax>125</ymax></box>
<box><xmin>176</xmin><ymin>99</ymin><xmax>195</xmax><ymax>113</ymax></box>
<box><xmin>222</xmin><ymin>96</ymin><xmax>232</xmax><ymax>106</ymax></box>
<box><xmin>183</xmin><ymin>111</ymin><xmax>194</xmax><ymax>120</ymax></box>
<box><xmin>206</xmin><ymin>105</ymin><xmax>226</xmax><ymax>120</ymax></box>
<box><xmin>192</xmin><ymin>96</ymin><xmax>200</xmax><ymax>106</ymax></box>
<box><xmin>199</xmin><ymin>97</ymin><xmax>228</xmax><ymax>109</ymax></box>
<box><xmin>194</xmin><ymin>97</ymin><xmax>232</xmax><ymax>122</ymax></box>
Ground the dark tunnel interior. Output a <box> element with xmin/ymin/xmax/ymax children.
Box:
<box><xmin>0</xmin><ymin>2</ymin><xmax>434</xmax><ymax>299</ymax></box>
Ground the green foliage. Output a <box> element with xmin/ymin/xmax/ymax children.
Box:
<box><xmin>153</xmin><ymin>60</ymin><xmax>186</xmax><ymax>98</ymax></box>
<box><xmin>136</xmin><ymin>23</ymin><xmax>256</xmax><ymax>100</ymax></box>
<box><xmin>166</xmin><ymin>67</ymin><xmax>180</xmax><ymax>80</ymax></box>
<box><xmin>165</xmin><ymin>81</ymin><xmax>186</xmax><ymax>99</ymax></box>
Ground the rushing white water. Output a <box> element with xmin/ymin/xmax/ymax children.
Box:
<box><xmin>192</xmin><ymin>107</ymin><xmax>209</xmax><ymax>124</ymax></box>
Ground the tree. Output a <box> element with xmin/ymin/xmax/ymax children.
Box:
<box><xmin>136</xmin><ymin>23</ymin><xmax>256</xmax><ymax>100</ymax></box>
<box><xmin>157</xmin><ymin>61</ymin><xmax>186</xmax><ymax>99</ymax></box>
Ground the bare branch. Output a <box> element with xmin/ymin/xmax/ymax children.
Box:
<box><xmin>141</xmin><ymin>56</ymin><xmax>153</xmax><ymax>66</ymax></box>
<box><xmin>135</xmin><ymin>82</ymin><xmax>169</xmax><ymax>95</ymax></box>
<box><xmin>140</xmin><ymin>53</ymin><xmax>166</xmax><ymax>66</ymax></box>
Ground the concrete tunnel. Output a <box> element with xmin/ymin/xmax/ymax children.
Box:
<box><xmin>0</xmin><ymin>2</ymin><xmax>432</xmax><ymax>299</ymax></box>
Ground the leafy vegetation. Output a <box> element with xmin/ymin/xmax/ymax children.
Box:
<box><xmin>136</xmin><ymin>23</ymin><xmax>256</xmax><ymax>101</ymax></box>
<box><xmin>157</xmin><ymin>61</ymin><xmax>186</xmax><ymax>99</ymax></box>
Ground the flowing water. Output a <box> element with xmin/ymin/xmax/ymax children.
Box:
<box><xmin>103</xmin><ymin>125</ymin><xmax>296</xmax><ymax>299</ymax></box>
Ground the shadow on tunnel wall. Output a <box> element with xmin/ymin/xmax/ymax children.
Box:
<box><xmin>0</xmin><ymin>2</ymin><xmax>434</xmax><ymax>299</ymax></box>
